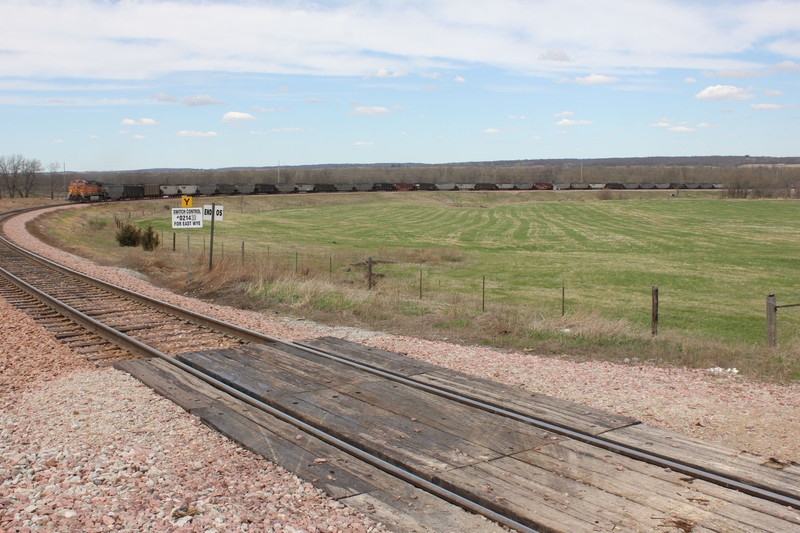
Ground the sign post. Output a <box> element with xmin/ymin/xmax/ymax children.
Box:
<box><xmin>172</xmin><ymin>207</ymin><xmax>203</xmax><ymax>281</ymax></box>
<box><xmin>203</xmin><ymin>204</ymin><xmax>224</xmax><ymax>270</ymax></box>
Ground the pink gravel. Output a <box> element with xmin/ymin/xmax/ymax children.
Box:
<box><xmin>2</xmin><ymin>204</ymin><xmax>800</xmax><ymax>532</ymax></box>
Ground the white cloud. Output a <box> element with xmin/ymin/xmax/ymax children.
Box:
<box><xmin>509</xmin><ymin>115</ymin><xmax>527</xmax><ymax>120</ymax></box>
<box><xmin>355</xmin><ymin>141</ymin><xmax>374</xmax><ymax>146</ymax></box>
<box><xmin>133</xmin><ymin>134</ymin><xmax>146</xmax><ymax>140</ymax></box>
<box><xmin>153</xmin><ymin>93</ymin><xmax>179</xmax><ymax>103</ymax></box>
<box><xmin>650</xmin><ymin>120</ymin><xmax>671</xmax><ymax>127</ymax></box>
<box><xmin>271</xmin><ymin>127</ymin><xmax>306</xmax><ymax>132</ymax></box>
<box><xmin>52</xmin><ymin>138</ymin><xmax>64</xmax><ymax>144</ymax></box>
<box><xmin>750</xmin><ymin>103</ymin><xmax>796</xmax><ymax>110</ymax></box>
<box><xmin>154</xmin><ymin>93</ymin><xmax>224</xmax><ymax>106</ymax></box>
<box><xmin>772</xmin><ymin>60</ymin><xmax>800</xmax><ymax>72</ymax></box>
<box><xmin>252</xmin><ymin>106</ymin><xmax>288</xmax><ymax>113</ymax></box>
<box><xmin>556</xmin><ymin>118</ymin><xmax>592</xmax><ymax>126</ymax></box>
<box><xmin>704</xmin><ymin>69</ymin><xmax>758</xmax><ymax>78</ymax></box>
<box><xmin>121</xmin><ymin>117</ymin><xmax>157</xmax><ymax>126</ymax></box>
<box><xmin>222</xmin><ymin>111</ymin><xmax>257</xmax><ymax>122</ymax></box>
<box><xmin>183</xmin><ymin>94</ymin><xmax>225</xmax><ymax>106</ymax></box>
<box><xmin>668</xmin><ymin>126</ymin><xmax>695</xmax><ymax>132</ymax></box>
<box><xmin>482</xmin><ymin>128</ymin><xmax>501</xmax><ymax>134</ymax></box>
<box><xmin>454</xmin><ymin>76</ymin><xmax>466</xmax><ymax>83</ymax></box>
<box><xmin>684</xmin><ymin>77</ymin><xmax>697</xmax><ymax>83</ymax></box>
<box><xmin>554</xmin><ymin>110</ymin><xmax>575</xmax><ymax>117</ymax></box>
<box><xmin>349</xmin><ymin>106</ymin><xmax>390</xmax><ymax>116</ymax></box>
<box><xmin>695</xmin><ymin>85</ymin><xmax>754</xmax><ymax>100</ymax></box>
<box><xmin>574</xmin><ymin>74</ymin><xmax>620</xmax><ymax>85</ymax></box>
<box><xmin>2</xmin><ymin>0</ymin><xmax>795</xmax><ymax>83</ymax></box>
<box><xmin>367</xmin><ymin>68</ymin><xmax>406</xmax><ymax>79</ymax></box>
<box><xmin>177</xmin><ymin>130</ymin><xmax>218</xmax><ymax>137</ymax></box>
<box><xmin>539</xmin><ymin>48</ymin><xmax>571</xmax><ymax>62</ymax></box>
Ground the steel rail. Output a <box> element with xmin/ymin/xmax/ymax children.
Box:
<box><xmin>2</xmin><ymin>207</ymin><xmax>798</xmax><ymax>512</ymax></box>
<box><xmin>0</xmin><ymin>260</ymin><xmax>541</xmax><ymax>533</ymax></box>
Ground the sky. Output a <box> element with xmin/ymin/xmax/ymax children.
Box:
<box><xmin>1</xmin><ymin>0</ymin><xmax>799</xmax><ymax>172</ymax></box>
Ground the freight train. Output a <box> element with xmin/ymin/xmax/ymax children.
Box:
<box><xmin>67</xmin><ymin>179</ymin><xmax>723</xmax><ymax>202</ymax></box>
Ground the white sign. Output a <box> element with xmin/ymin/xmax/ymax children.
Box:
<box><xmin>172</xmin><ymin>208</ymin><xmax>203</xmax><ymax>228</ymax></box>
<box><xmin>203</xmin><ymin>204</ymin><xmax>224</xmax><ymax>221</ymax></box>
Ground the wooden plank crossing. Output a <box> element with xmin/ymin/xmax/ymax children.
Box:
<box><xmin>114</xmin><ymin>357</ymin><xmax>506</xmax><ymax>533</ymax></box>
<box><xmin>301</xmin><ymin>337</ymin><xmax>639</xmax><ymax>435</ymax></box>
<box><xmin>116</xmin><ymin>339</ymin><xmax>800</xmax><ymax>533</ymax></box>
<box><xmin>304</xmin><ymin>337</ymin><xmax>800</xmax><ymax>500</ymax></box>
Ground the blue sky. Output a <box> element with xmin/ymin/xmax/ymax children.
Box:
<box><xmin>1</xmin><ymin>0</ymin><xmax>799</xmax><ymax>172</ymax></box>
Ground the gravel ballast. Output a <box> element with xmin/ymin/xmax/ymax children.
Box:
<box><xmin>2</xmin><ymin>205</ymin><xmax>799</xmax><ymax>532</ymax></box>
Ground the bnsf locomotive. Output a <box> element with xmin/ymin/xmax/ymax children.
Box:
<box><xmin>67</xmin><ymin>179</ymin><xmax>722</xmax><ymax>202</ymax></box>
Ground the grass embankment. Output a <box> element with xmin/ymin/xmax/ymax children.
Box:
<box><xmin>34</xmin><ymin>191</ymin><xmax>800</xmax><ymax>382</ymax></box>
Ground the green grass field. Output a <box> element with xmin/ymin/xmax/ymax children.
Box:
<box><xmin>44</xmin><ymin>191</ymin><xmax>800</xmax><ymax>380</ymax></box>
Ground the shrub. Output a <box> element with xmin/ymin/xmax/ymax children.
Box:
<box><xmin>115</xmin><ymin>223</ymin><xmax>142</xmax><ymax>247</ymax></box>
<box><xmin>141</xmin><ymin>225</ymin><xmax>160</xmax><ymax>251</ymax></box>
<box><xmin>87</xmin><ymin>216</ymin><xmax>108</xmax><ymax>230</ymax></box>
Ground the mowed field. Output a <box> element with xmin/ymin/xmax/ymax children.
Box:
<box><xmin>42</xmin><ymin>190</ymin><xmax>800</xmax><ymax>377</ymax></box>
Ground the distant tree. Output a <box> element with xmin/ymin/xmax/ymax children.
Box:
<box><xmin>0</xmin><ymin>154</ymin><xmax>43</xmax><ymax>198</ymax></box>
<box><xmin>48</xmin><ymin>162</ymin><xmax>61</xmax><ymax>199</ymax></box>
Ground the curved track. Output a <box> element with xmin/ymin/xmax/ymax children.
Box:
<box><xmin>1</xmin><ymin>205</ymin><xmax>799</xmax><ymax>533</ymax></box>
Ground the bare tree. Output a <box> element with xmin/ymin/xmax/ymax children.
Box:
<box><xmin>0</xmin><ymin>155</ymin><xmax>43</xmax><ymax>198</ymax></box>
<box><xmin>48</xmin><ymin>162</ymin><xmax>61</xmax><ymax>199</ymax></box>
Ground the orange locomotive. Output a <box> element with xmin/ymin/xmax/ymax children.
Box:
<box><xmin>67</xmin><ymin>179</ymin><xmax>104</xmax><ymax>202</ymax></box>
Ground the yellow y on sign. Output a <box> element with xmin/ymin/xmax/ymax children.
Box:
<box><xmin>181</xmin><ymin>196</ymin><xmax>193</xmax><ymax>208</ymax></box>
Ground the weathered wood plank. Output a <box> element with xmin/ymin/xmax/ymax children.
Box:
<box><xmin>437</xmin><ymin>458</ymin><xmax>608</xmax><ymax>532</ymax></box>
<box><xmin>179</xmin><ymin>349</ymin><xmax>332</xmax><ymax>395</ymax></box>
<box><xmin>414</xmin><ymin>369</ymin><xmax>638</xmax><ymax>435</ymax></box>
<box><xmin>510</xmin><ymin>438</ymin><xmax>798</xmax><ymax>532</ymax></box>
<box><xmin>340</xmin><ymin>488</ymin><xmax>508</xmax><ymax>533</ymax></box>
<box><xmin>114</xmin><ymin>358</ymin><xmax>213</xmax><ymax>412</ymax></box>
<box><xmin>288</xmin><ymin>387</ymin><xmax>502</xmax><ymax>472</ymax></box>
<box><xmin>602</xmin><ymin>424</ymin><xmax>800</xmax><ymax>502</ymax></box>
<box><xmin>300</xmin><ymin>337</ymin><xmax>441</xmax><ymax>375</ymax></box>
<box><xmin>335</xmin><ymin>379</ymin><xmax>553</xmax><ymax>456</ymax></box>
<box><xmin>301</xmin><ymin>337</ymin><xmax>639</xmax><ymax>435</ymax></box>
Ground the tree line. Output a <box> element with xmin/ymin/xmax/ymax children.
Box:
<box><xmin>5</xmin><ymin>152</ymin><xmax>800</xmax><ymax>199</ymax></box>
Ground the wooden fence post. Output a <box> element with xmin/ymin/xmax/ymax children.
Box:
<box><xmin>651</xmin><ymin>285</ymin><xmax>659</xmax><ymax>337</ymax></box>
<box><xmin>482</xmin><ymin>275</ymin><xmax>486</xmax><ymax>312</ymax></box>
<box><xmin>767</xmin><ymin>294</ymin><xmax>777</xmax><ymax>347</ymax></box>
<box><xmin>368</xmin><ymin>257</ymin><xmax>373</xmax><ymax>290</ymax></box>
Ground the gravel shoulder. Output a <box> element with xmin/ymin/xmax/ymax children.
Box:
<box><xmin>2</xmin><ymin>204</ymin><xmax>799</xmax><ymax>532</ymax></box>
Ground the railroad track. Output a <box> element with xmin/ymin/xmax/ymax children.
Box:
<box><xmin>2</xmin><ymin>205</ymin><xmax>799</xmax><ymax>532</ymax></box>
